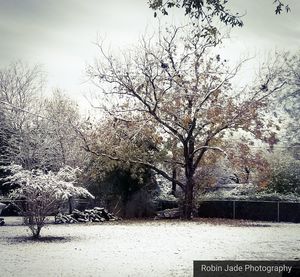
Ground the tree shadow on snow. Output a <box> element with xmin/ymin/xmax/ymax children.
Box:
<box><xmin>8</xmin><ymin>235</ymin><xmax>76</xmax><ymax>244</ymax></box>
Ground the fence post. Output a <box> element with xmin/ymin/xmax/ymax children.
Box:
<box><xmin>277</xmin><ymin>201</ymin><xmax>280</xmax><ymax>222</ymax></box>
<box><xmin>233</xmin><ymin>200</ymin><xmax>236</xmax><ymax>220</ymax></box>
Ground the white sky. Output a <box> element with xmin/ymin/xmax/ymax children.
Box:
<box><xmin>0</xmin><ymin>0</ymin><xmax>299</xmax><ymax>112</ymax></box>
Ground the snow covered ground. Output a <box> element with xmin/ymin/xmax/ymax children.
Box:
<box><xmin>0</xmin><ymin>218</ymin><xmax>299</xmax><ymax>277</ymax></box>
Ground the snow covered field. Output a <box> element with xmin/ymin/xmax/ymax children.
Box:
<box><xmin>0</xmin><ymin>218</ymin><xmax>299</xmax><ymax>277</ymax></box>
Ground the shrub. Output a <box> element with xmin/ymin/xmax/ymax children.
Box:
<box><xmin>2</xmin><ymin>164</ymin><xmax>94</xmax><ymax>238</ymax></box>
<box><xmin>268</xmin><ymin>157</ymin><xmax>300</xmax><ymax>195</ymax></box>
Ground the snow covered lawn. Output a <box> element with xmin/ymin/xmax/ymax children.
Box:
<box><xmin>0</xmin><ymin>218</ymin><xmax>299</xmax><ymax>277</ymax></box>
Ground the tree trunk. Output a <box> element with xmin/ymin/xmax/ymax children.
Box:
<box><xmin>182</xmin><ymin>176</ymin><xmax>194</xmax><ymax>219</ymax></box>
<box><xmin>245</xmin><ymin>166</ymin><xmax>250</xmax><ymax>183</ymax></box>
<box><xmin>33</xmin><ymin>226</ymin><xmax>42</xmax><ymax>239</ymax></box>
<box><xmin>68</xmin><ymin>196</ymin><xmax>74</xmax><ymax>214</ymax></box>
<box><xmin>171</xmin><ymin>167</ymin><xmax>177</xmax><ymax>196</ymax></box>
<box><xmin>182</xmin><ymin>134</ymin><xmax>195</xmax><ymax>219</ymax></box>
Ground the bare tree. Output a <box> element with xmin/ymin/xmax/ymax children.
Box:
<box><xmin>0</xmin><ymin>61</ymin><xmax>44</xmax><ymax>169</ymax></box>
<box><xmin>86</xmin><ymin>24</ymin><xmax>286</xmax><ymax>219</ymax></box>
<box><xmin>0</xmin><ymin>61</ymin><xmax>44</xmax><ymax>129</ymax></box>
<box><xmin>277</xmin><ymin>51</ymin><xmax>300</xmax><ymax>146</ymax></box>
<box><xmin>0</xmin><ymin>63</ymin><xmax>87</xmax><ymax>172</ymax></box>
<box><xmin>38</xmin><ymin>90</ymin><xmax>88</xmax><ymax>171</ymax></box>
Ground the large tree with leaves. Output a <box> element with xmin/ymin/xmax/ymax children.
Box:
<box><xmin>148</xmin><ymin>0</ymin><xmax>290</xmax><ymax>26</ymax></box>
<box><xmin>86</xmin><ymin>24</ymin><xmax>285</xmax><ymax>219</ymax></box>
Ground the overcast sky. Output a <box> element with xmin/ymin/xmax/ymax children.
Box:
<box><xmin>0</xmin><ymin>0</ymin><xmax>299</xmax><ymax>110</ymax></box>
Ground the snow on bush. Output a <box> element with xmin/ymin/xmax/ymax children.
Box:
<box><xmin>198</xmin><ymin>183</ymin><xmax>300</xmax><ymax>202</ymax></box>
<box><xmin>2</xmin><ymin>164</ymin><xmax>94</xmax><ymax>238</ymax></box>
<box><xmin>152</xmin><ymin>177</ymin><xmax>177</xmax><ymax>202</ymax></box>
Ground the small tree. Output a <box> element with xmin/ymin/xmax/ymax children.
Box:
<box><xmin>3</xmin><ymin>164</ymin><xmax>94</xmax><ymax>238</ymax></box>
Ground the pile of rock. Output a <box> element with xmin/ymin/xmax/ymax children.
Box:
<box><xmin>55</xmin><ymin>207</ymin><xmax>120</xmax><ymax>224</ymax></box>
<box><xmin>155</xmin><ymin>208</ymin><xmax>181</xmax><ymax>219</ymax></box>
